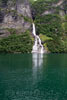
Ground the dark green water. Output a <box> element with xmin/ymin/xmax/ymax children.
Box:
<box><xmin>0</xmin><ymin>53</ymin><xmax>67</xmax><ymax>100</ymax></box>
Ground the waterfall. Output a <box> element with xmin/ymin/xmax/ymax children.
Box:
<box><xmin>32</xmin><ymin>23</ymin><xmax>44</xmax><ymax>53</ymax></box>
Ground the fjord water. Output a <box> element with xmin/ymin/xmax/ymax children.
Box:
<box><xmin>0</xmin><ymin>53</ymin><xmax>67</xmax><ymax>100</ymax></box>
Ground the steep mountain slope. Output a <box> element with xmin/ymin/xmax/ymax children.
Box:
<box><xmin>31</xmin><ymin>0</ymin><xmax>67</xmax><ymax>53</ymax></box>
<box><xmin>0</xmin><ymin>0</ymin><xmax>33</xmax><ymax>53</ymax></box>
<box><xmin>0</xmin><ymin>0</ymin><xmax>32</xmax><ymax>37</ymax></box>
<box><xmin>0</xmin><ymin>0</ymin><xmax>67</xmax><ymax>53</ymax></box>
<box><xmin>31</xmin><ymin>0</ymin><xmax>67</xmax><ymax>17</ymax></box>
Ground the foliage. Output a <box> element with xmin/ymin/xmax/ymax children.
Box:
<box><xmin>0</xmin><ymin>0</ymin><xmax>67</xmax><ymax>53</ymax></box>
<box><xmin>47</xmin><ymin>37</ymin><xmax>67</xmax><ymax>53</ymax></box>
<box><xmin>35</xmin><ymin>14</ymin><xmax>63</xmax><ymax>38</ymax></box>
<box><xmin>39</xmin><ymin>34</ymin><xmax>67</xmax><ymax>53</ymax></box>
<box><xmin>63</xmin><ymin>15</ymin><xmax>67</xmax><ymax>34</ymax></box>
<box><xmin>0</xmin><ymin>31</ymin><xmax>33</xmax><ymax>53</ymax></box>
<box><xmin>31</xmin><ymin>0</ymin><xmax>67</xmax><ymax>53</ymax></box>
<box><xmin>63</xmin><ymin>0</ymin><xmax>67</xmax><ymax>12</ymax></box>
<box><xmin>31</xmin><ymin>0</ymin><xmax>59</xmax><ymax>18</ymax></box>
<box><xmin>7</xmin><ymin>28</ymin><xmax>17</xmax><ymax>34</ymax></box>
<box><xmin>39</xmin><ymin>34</ymin><xmax>53</xmax><ymax>42</ymax></box>
<box><xmin>19</xmin><ymin>14</ymin><xmax>33</xmax><ymax>23</ymax></box>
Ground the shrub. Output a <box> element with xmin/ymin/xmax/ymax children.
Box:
<box><xmin>0</xmin><ymin>31</ymin><xmax>33</xmax><ymax>53</ymax></box>
<box><xmin>35</xmin><ymin>14</ymin><xmax>63</xmax><ymax>38</ymax></box>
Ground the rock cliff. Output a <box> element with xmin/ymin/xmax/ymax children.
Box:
<box><xmin>42</xmin><ymin>0</ymin><xmax>67</xmax><ymax>16</ymax></box>
<box><xmin>0</xmin><ymin>0</ymin><xmax>32</xmax><ymax>37</ymax></box>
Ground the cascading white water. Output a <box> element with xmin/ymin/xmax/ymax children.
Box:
<box><xmin>32</xmin><ymin>23</ymin><xmax>44</xmax><ymax>53</ymax></box>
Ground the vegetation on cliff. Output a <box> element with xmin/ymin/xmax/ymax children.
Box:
<box><xmin>0</xmin><ymin>31</ymin><xmax>33</xmax><ymax>53</ymax></box>
<box><xmin>30</xmin><ymin>0</ymin><xmax>67</xmax><ymax>53</ymax></box>
<box><xmin>0</xmin><ymin>0</ymin><xmax>67</xmax><ymax>53</ymax></box>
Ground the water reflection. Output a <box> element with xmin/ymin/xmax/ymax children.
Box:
<box><xmin>32</xmin><ymin>53</ymin><xmax>43</xmax><ymax>67</ymax></box>
<box><xmin>32</xmin><ymin>53</ymin><xmax>44</xmax><ymax>84</ymax></box>
<box><xmin>0</xmin><ymin>54</ymin><xmax>67</xmax><ymax>100</ymax></box>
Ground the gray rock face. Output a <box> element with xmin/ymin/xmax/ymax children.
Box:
<box><xmin>42</xmin><ymin>0</ymin><xmax>67</xmax><ymax>16</ymax></box>
<box><xmin>0</xmin><ymin>0</ymin><xmax>32</xmax><ymax>37</ymax></box>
